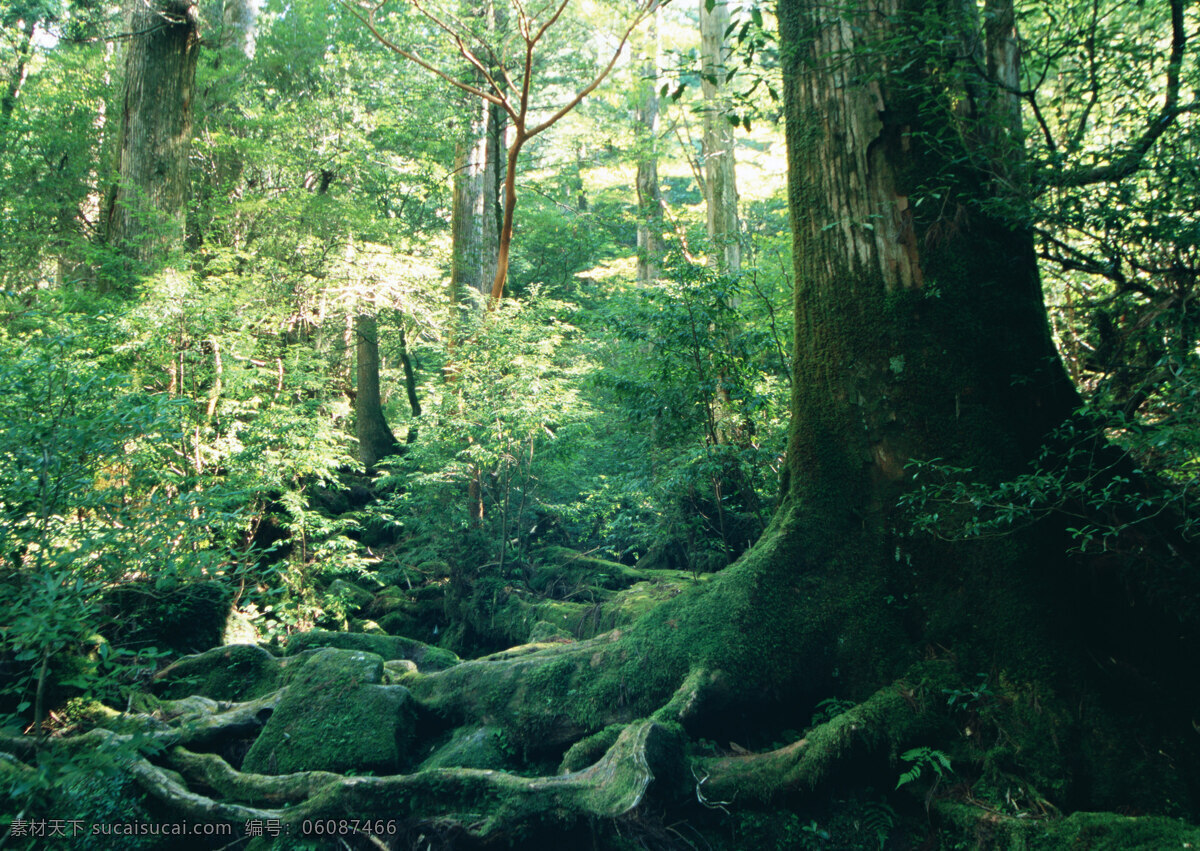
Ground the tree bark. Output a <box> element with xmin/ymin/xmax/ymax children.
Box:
<box><xmin>449</xmin><ymin>131</ymin><xmax>486</xmax><ymax>301</ymax></box>
<box><xmin>355</xmin><ymin>312</ymin><xmax>401</xmax><ymax>471</ymax></box>
<box><xmin>221</xmin><ymin>0</ymin><xmax>259</xmax><ymax>60</ymax></box>
<box><xmin>633</xmin><ymin>6</ymin><xmax>664</xmax><ymax>284</ymax></box>
<box><xmin>773</xmin><ymin>0</ymin><xmax>1083</xmax><ymax>688</ymax></box>
<box><xmin>104</xmin><ymin>0</ymin><xmax>200</xmax><ymax>267</ymax></box>
<box><xmin>449</xmin><ymin>0</ymin><xmax>504</xmax><ymax>305</ymax></box>
<box><xmin>699</xmin><ymin>0</ymin><xmax>740</xmax><ymax>275</ymax></box>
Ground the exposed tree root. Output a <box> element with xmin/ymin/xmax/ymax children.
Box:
<box><xmin>157</xmin><ymin>693</ymin><xmax>280</xmax><ymax>749</ymax></box>
<box><xmin>165</xmin><ymin>747</ymin><xmax>356</xmax><ymax>806</ymax></box>
<box><xmin>13</xmin><ymin>718</ymin><xmax>683</xmax><ymax>841</ymax></box>
<box><xmin>697</xmin><ymin>668</ymin><xmax>949</xmax><ymax>803</ymax></box>
<box><xmin>652</xmin><ymin>668</ymin><xmax>727</xmax><ymax>726</ymax></box>
<box><xmin>932</xmin><ymin>800</ymin><xmax>1200</xmax><ymax>849</ymax></box>
<box><xmin>1</xmin><ymin>629</ymin><xmax>699</xmax><ymax>841</ymax></box>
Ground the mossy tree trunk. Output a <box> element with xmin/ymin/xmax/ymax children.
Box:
<box><xmin>778</xmin><ymin>0</ymin><xmax>1081</xmax><ymax>647</ymax></box>
<box><xmin>103</xmin><ymin>0</ymin><xmax>200</xmax><ymax>268</ymax></box>
<box><xmin>355</xmin><ymin>312</ymin><xmax>401</xmax><ymax>471</ymax></box>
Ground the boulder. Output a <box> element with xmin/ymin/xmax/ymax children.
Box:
<box><xmin>242</xmin><ymin>648</ymin><xmax>415</xmax><ymax>775</ymax></box>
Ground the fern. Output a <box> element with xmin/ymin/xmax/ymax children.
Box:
<box><xmin>895</xmin><ymin>747</ymin><xmax>952</xmax><ymax>789</ymax></box>
<box><xmin>861</xmin><ymin>800</ymin><xmax>896</xmax><ymax>849</ymax></box>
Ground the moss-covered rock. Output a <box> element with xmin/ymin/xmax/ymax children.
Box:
<box><xmin>367</xmin><ymin>586</ymin><xmax>410</xmax><ymax>617</ymax></box>
<box><xmin>420</xmin><ymin>725</ymin><xmax>515</xmax><ymax>771</ymax></box>
<box><xmin>375</xmin><ymin>595</ymin><xmax>447</xmax><ymax>644</ymax></box>
<box><xmin>242</xmin><ymin>648</ymin><xmax>415</xmax><ymax>775</ymax></box>
<box><xmin>350</xmin><ymin>618</ymin><xmax>387</xmax><ymax>635</ymax></box>
<box><xmin>377</xmin><ymin>608</ymin><xmax>420</xmax><ymax>637</ymax></box>
<box><xmin>383</xmin><ymin>659</ymin><xmax>418</xmax><ymax>681</ymax></box>
<box><xmin>528</xmin><ymin>620</ymin><xmax>574</xmax><ymax>643</ymax></box>
<box><xmin>360</xmin><ymin>586</ymin><xmax>447</xmax><ymax>644</ymax></box>
<box><xmin>327</xmin><ymin>579</ymin><xmax>375</xmax><ymax>612</ymax></box>
<box><xmin>284</xmin><ymin>630</ymin><xmax>458</xmax><ymax>671</ymax></box>
<box><xmin>154</xmin><ymin>644</ymin><xmax>282</xmax><ymax>702</ymax></box>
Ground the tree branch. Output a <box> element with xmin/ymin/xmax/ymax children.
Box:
<box><xmin>527</xmin><ymin>0</ymin><xmax>658</xmax><ymax>138</ymax></box>
<box><xmin>1065</xmin><ymin>0</ymin><xmax>1101</xmax><ymax>153</ymax></box>
<box><xmin>1049</xmin><ymin>0</ymin><xmax>1189</xmax><ymax>188</ymax></box>
<box><xmin>530</xmin><ymin>0</ymin><xmax>571</xmax><ymax>47</ymax></box>
<box><xmin>407</xmin><ymin>0</ymin><xmax>516</xmax><ymax>117</ymax></box>
<box><xmin>342</xmin><ymin>0</ymin><xmax>506</xmax><ymax>108</ymax></box>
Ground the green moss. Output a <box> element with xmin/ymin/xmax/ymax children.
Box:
<box><xmin>154</xmin><ymin>644</ymin><xmax>282</xmax><ymax>702</ymax></box>
<box><xmin>935</xmin><ymin>802</ymin><xmax>1200</xmax><ymax>850</ymax></box>
<box><xmin>528</xmin><ymin>620</ymin><xmax>574</xmax><ymax>643</ymax></box>
<box><xmin>376</xmin><ymin>607</ymin><xmax>420</xmax><ymax>637</ymax></box>
<box><xmin>284</xmin><ymin>629</ymin><xmax>458</xmax><ymax>671</ymax></box>
<box><xmin>1036</xmin><ymin>812</ymin><xmax>1200</xmax><ymax>850</ymax></box>
<box><xmin>560</xmin><ymin>724</ymin><xmax>625</xmax><ymax>772</ymax></box>
<box><xmin>420</xmin><ymin>725</ymin><xmax>515</xmax><ymax>771</ymax></box>
<box><xmin>242</xmin><ymin>648</ymin><xmax>415</xmax><ymax>775</ymax></box>
<box><xmin>367</xmin><ymin>586</ymin><xmax>409</xmax><ymax>616</ymax></box>
<box><xmin>695</xmin><ymin>663</ymin><xmax>953</xmax><ymax>803</ymax></box>
<box><xmin>100</xmin><ymin>581</ymin><xmax>233</xmax><ymax>654</ymax></box>
<box><xmin>530</xmin><ymin>546</ymin><xmax>701</xmax><ymax>594</ymax></box>
<box><xmin>326</xmin><ymin>579</ymin><xmax>375</xmax><ymax>612</ymax></box>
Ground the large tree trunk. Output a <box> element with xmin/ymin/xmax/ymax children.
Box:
<box><xmin>103</xmin><ymin>0</ymin><xmax>200</xmax><ymax>267</ymax></box>
<box><xmin>699</xmin><ymin>0</ymin><xmax>740</xmax><ymax>275</ymax></box>
<box><xmin>449</xmin><ymin>131</ymin><xmax>486</xmax><ymax>301</ymax></box>
<box><xmin>449</xmin><ymin>0</ymin><xmax>504</xmax><ymax>304</ymax></box>
<box><xmin>772</xmin><ymin>0</ymin><xmax>1076</xmax><ymax>688</ymax></box>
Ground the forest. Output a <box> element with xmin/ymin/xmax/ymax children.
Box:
<box><xmin>0</xmin><ymin>0</ymin><xmax>1198</xmax><ymax>846</ymax></box>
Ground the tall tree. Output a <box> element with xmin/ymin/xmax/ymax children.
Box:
<box><xmin>448</xmin><ymin>98</ymin><xmax>495</xmax><ymax>301</ymax></box>
<box><xmin>632</xmin><ymin>4</ymin><xmax>664</xmax><ymax>283</ymax></box>
<box><xmin>351</xmin><ymin>0</ymin><xmax>659</xmax><ymax>302</ymax></box>
<box><xmin>448</xmin><ymin>0</ymin><xmax>503</xmax><ymax>303</ymax></box>
<box><xmin>355</xmin><ymin>311</ymin><xmax>402</xmax><ymax>469</ymax></box>
<box><xmin>221</xmin><ymin>0</ymin><xmax>259</xmax><ymax>60</ymax></box>
<box><xmin>103</xmin><ymin>0</ymin><xmax>200</xmax><ymax>266</ymax></box>
<box><xmin>699</xmin><ymin>0</ymin><xmax>739</xmax><ymax>273</ymax></box>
